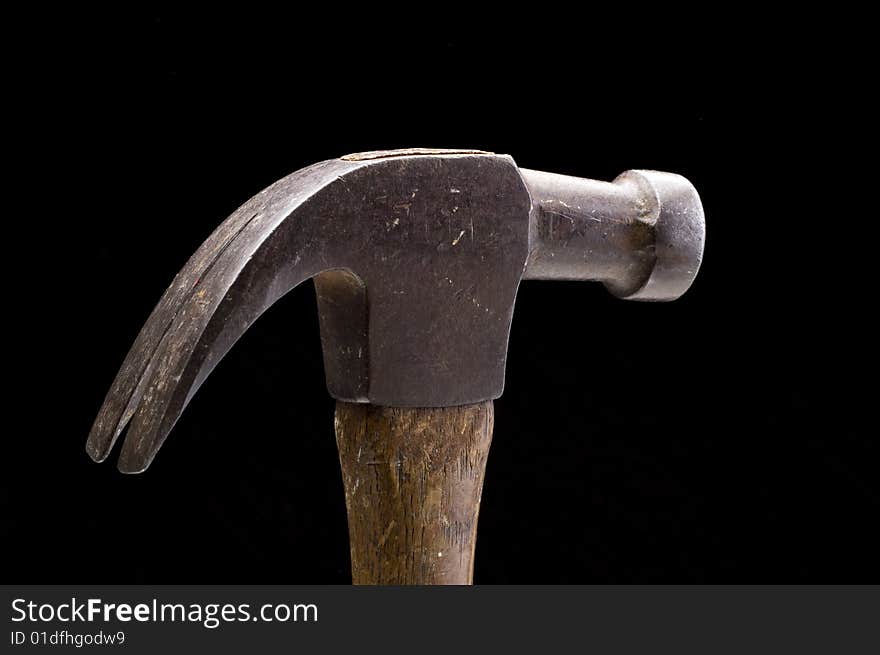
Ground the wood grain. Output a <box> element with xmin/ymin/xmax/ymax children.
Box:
<box><xmin>335</xmin><ymin>401</ymin><xmax>494</xmax><ymax>585</ymax></box>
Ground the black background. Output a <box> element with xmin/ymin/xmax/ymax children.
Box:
<box><xmin>5</xmin><ymin>9</ymin><xmax>870</xmax><ymax>583</ymax></box>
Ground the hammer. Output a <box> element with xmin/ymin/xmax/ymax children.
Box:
<box><xmin>87</xmin><ymin>148</ymin><xmax>705</xmax><ymax>584</ymax></box>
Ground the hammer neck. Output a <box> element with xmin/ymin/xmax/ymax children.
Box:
<box><xmin>520</xmin><ymin>168</ymin><xmax>656</xmax><ymax>297</ymax></box>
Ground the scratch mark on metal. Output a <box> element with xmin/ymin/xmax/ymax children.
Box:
<box><xmin>545</xmin><ymin>209</ymin><xmax>600</xmax><ymax>223</ymax></box>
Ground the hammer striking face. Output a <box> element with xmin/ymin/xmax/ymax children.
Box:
<box><xmin>86</xmin><ymin>148</ymin><xmax>704</xmax><ymax>583</ymax></box>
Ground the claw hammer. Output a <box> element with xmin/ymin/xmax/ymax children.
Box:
<box><xmin>87</xmin><ymin>148</ymin><xmax>705</xmax><ymax>584</ymax></box>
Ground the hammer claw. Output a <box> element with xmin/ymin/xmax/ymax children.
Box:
<box><xmin>85</xmin><ymin>202</ymin><xmax>266</xmax><ymax>463</ymax></box>
<box><xmin>87</xmin><ymin>158</ymin><xmax>354</xmax><ymax>470</ymax></box>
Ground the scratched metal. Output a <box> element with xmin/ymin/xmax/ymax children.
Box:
<box><xmin>87</xmin><ymin>149</ymin><xmax>705</xmax><ymax>473</ymax></box>
<box><xmin>520</xmin><ymin>167</ymin><xmax>706</xmax><ymax>300</ymax></box>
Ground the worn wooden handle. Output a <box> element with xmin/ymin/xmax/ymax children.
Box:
<box><xmin>334</xmin><ymin>401</ymin><xmax>494</xmax><ymax>585</ymax></box>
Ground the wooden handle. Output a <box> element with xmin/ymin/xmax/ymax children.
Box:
<box><xmin>334</xmin><ymin>401</ymin><xmax>494</xmax><ymax>585</ymax></box>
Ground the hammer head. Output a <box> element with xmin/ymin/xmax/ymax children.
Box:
<box><xmin>86</xmin><ymin>148</ymin><xmax>704</xmax><ymax>472</ymax></box>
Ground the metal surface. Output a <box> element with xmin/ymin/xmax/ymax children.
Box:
<box><xmin>521</xmin><ymin>168</ymin><xmax>705</xmax><ymax>300</ymax></box>
<box><xmin>86</xmin><ymin>149</ymin><xmax>705</xmax><ymax>473</ymax></box>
